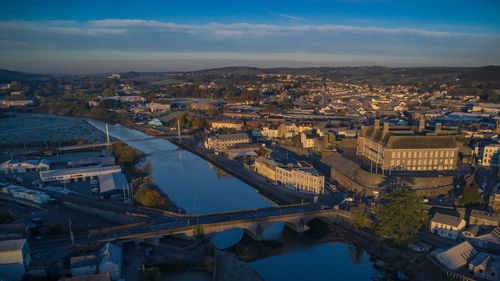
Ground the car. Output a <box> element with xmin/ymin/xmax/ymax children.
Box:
<box><xmin>344</xmin><ymin>197</ymin><xmax>355</xmax><ymax>203</ymax></box>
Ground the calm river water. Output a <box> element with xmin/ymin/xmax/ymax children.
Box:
<box><xmin>86</xmin><ymin>119</ymin><xmax>402</xmax><ymax>281</ymax></box>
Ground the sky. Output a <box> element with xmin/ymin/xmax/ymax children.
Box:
<box><xmin>0</xmin><ymin>0</ymin><xmax>499</xmax><ymax>74</ymax></box>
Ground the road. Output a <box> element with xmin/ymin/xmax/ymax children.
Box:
<box><xmin>29</xmin><ymin>197</ymin><xmax>346</xmax><ymax>259</ymax></box>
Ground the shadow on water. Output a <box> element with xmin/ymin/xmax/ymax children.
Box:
<box><xmin>222</xmin><ymin>221</ymin><xmax>408</xmax><ymax>281</ymax></box>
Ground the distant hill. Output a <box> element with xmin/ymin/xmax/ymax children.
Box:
<box><xmin>0</xmin><ymin>69</ymin><xmax>50</xmax><ymax>82</ymax></box>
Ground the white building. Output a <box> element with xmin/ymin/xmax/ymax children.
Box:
<box><xmin>0</xmin><ymin>239</ymin><xmax>30</xmax><ymax>281</ymax></box>
<box><xmin>40</xmin><ymin>165</ymin><xmax>122</xmax><ymax>183</ymax></box>
<box><xmin>430</xmin><ymin>212</ymin><xmax>466</xmax><ymax>240</ymax></box>
<box><xmin>476</xmin><ymin>144</ymin><xmax>500</xmax><ymax>167</ymax></box>
<box><xmin>0</xmin><ymin>159</ymin><xmax>49</xmax><ymax>174</ymax></box>
<box><xmin>275</xmin><ymin>165</ymin><xmax>325</xmax><ymax>194</ymax></box>
<box><xmin>301</xmin><ymin>132</ymin><xmax>318</xmax><ymax>149</ymax></box>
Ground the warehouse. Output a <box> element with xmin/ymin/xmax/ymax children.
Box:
<box><xmin>39</xmin><ymin>166</ymin><xmax>121</xmax><ymax>184</ymax></box>
<box><xmin>0</xmin><ymin>159</ymin><xmax>50</xmax><ymax>174</ymax></box>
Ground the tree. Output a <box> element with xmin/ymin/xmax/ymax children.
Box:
<box><xmin>351</xmin><ymin>203</ymin><xmax>368</xmax><ymax>229</ymax></box>
<box><xmin>142</xmin><ymin>160</ymin><xmax>152</xmax><ymax>175</ymax></box>
<box><xmin>375</xmin><ymin>190</ymin><xmax>424</xmax><ymax>246</ymax></box>
<box><xmin>192</xmin><ymin>118</ymin><xmax>207</xmax><ymax>130</ymax></box>
<box><xmin>461</xmin><ymin>184</ymin><xmax>481</xmax><ymax>206</ymax></box>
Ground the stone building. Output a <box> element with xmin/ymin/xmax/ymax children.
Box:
<box><xmin>357</xmin><ymin>120</ymin><xmax>459</xmax><ymax>172</ymax></box>
<box><xmin>276</xmin><ymin>165</ymin><xmax>325</xmax><ymax>194</ymax></box>
<box><xmin>210</xmin><ymin>120</ymin><xmax>245</xmax><ymax>131</ymax></box>
<box><xmin>430</xmin><ymin>212</ymin><xmax>466</xmax><ymax>240</ymax></box>
<box><xmin>254</xmin><ymin>157</ymin><xmax>278</xmax><ymax>181</ymax></box>
<box><xmin>204</xmin><ymin>133</ymin><xmax>251</xmax><ymax>152</ymax></box>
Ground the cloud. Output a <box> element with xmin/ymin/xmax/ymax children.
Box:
<box><xmin>0</xmin><ymin>18</ymin><xmax>499</xmax><ymax>71</ymax></box>
<box><xmin>86</xmin><ymin>19</ymin><xmax>492</xmax><ymax>38</ymax></box>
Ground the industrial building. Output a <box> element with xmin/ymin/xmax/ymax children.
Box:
<box><xmin>0</xmin><ymin>185</ymin><xmax>50</xmax><ymax>204</ymax></box>
<box><xmin>39</xmin><ymin>165</ymin><xmax>121</xmax><ymax>184</ymax></box>
<box><xmin>67</xmin><ymin>156</ymin><xmax>115</xmax><ymax>168</ymax></box>
<box><xmin>0</xmin><ymin>239</ymin><xmax>31</xmax><ymax>281</ymax></box>
<box><xmin>0</xmin><ymin>159</ymin><xmax>50</xmax><ymax>174</ymax></box>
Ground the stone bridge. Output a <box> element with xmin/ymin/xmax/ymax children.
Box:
<box><xmin>115</xmin><ymin>209</ymin><xmax>351</xmax><ymax>246</ymax></box>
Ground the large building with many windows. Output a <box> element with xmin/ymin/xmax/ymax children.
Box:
<box><xmin>357</xmin><ymin>121</ymin><xmax>459</xmax><ymax>172</ymax></box>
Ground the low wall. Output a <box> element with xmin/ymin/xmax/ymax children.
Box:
<box><xmin>62</xmin><ymin>201</ymin><xmax>145</xmax><ymax>225</ymax></box>
<box><xmin>324</xmin><ymin>153</ymin><xmax>454</xmax><ymax>197</ymax></box>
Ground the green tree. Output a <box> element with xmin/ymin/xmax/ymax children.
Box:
<box><xmin>351</xmin><ymin>203</ymin><xmax>368</xmax><ymax>229</ymax></box>
<box><xmin>461</xmin><ymin>184</ymin><xmax>481</xmax><ymax>206</ymax></box>
<box><xmin>375</xmin><ymin>190</ymin><xmax>424</xmax><ymax>246</ymax></box>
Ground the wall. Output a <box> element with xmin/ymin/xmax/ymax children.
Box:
<box><xmin>62</xmin><ymin>201</ymin><xmax>145</xmax><ymax>225</ymax></box>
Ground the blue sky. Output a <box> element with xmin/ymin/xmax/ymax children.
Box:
<box><xmin>1</xmin><ymin>0</ymin><xmax>499</xmax><ymax>73</ymax></box>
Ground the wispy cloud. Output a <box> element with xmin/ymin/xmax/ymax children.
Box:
<box><xmin>0</xmin><ymin>18</ymin><xmax>499</xmax><ymax>71</ymax></box>
<box><xmin>269</xmin><ymin>12</ymin><xmax>305</xmax><ymax>21</ymax></box>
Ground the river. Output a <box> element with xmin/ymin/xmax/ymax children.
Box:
<box><xmin>85</xmin><ymin>119</ymin><xmax>403</xmax><ymax>281</ymax></box>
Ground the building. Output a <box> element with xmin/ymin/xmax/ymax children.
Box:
<box><xmin>70</xmin><ymin>255</ymin><xmax>98</xmax><ymax>277</ymax></box>
<box><xmin>475</xmin><ymin>143</ymin><xmax>500</xmax><ymax>167</ymax></box>
<box><xmin>301</xmin><ymin>131</ymin><xmax>319</xmax><ymax>149</ymax></box>
<box><xmin>261</xmin><ymin>124</ymin><xmax>279</xmax><ymax>139</ymax></box>
<box><xmin>357</xmin><ymin>121</ymin><xmax>459</xmax><ymax>172</ymax></box>
<box><xmin>491</xmin><ymin>192</ymin><xmax>500</xmax><ymax>212</ymax></box>
<box><xmin>430</xmin><ymin>212</ymin><xmax>466</xmax><ymax>240</ymax></box>
<box><xmin>277</xmin><ymin>122</ymin><xmax>299</xmax><ymax>138</ymax></box>
<box><xmin>0</xmin><ymin>159</ymin><xmax>50</xmax><ymax>174</ymax></box>
<box><xmin>148</xmin><ymin>118</ymin><xmax>163</xmax><ymax>127</ymax></box>
<box><xmin>433</xmin><ymin>241</ymin><xmax>477</xmax><ymax>271</ymax></box>
<box><xmin>99</xmin><ymin>173</ymin><xmax>129</xmax><ymax>199</ymax></box>
<box><xmin>0</xmin><ymin>239</ymin><xmax>30</xmax><ymax>281</ymax></box>
<box><xmin>147</xmin><ymin>102</ymin><xmax>170</xmax><ymax>113</ymax></box>
<box><xmin>468</xmin><ymin>252</ymin><xmax>500</xmax><ymax>281</ymax></box>
<box><xmin>276</xmin><ymin>165</ymin><xmax>325</xmax><ymax>194</ymax></box>
<box><xmin>67</xmin><ymin>157</ymin><xmax>115</xmax><ymax>168</ymax></box>
<box><xmin>98</xmin><ymin>243</ymin><xmax>122</xmax><ymax>280</ymax></box>
<box><xmin>254</xmin><ymin>157</ymin><xmax>278</xmax><ymax>181</ymax></box>
<box><xmin>470</xmin><ymin>210</ymin><xmax>500</xmax><ymax>226</ymax></box>
<box><xmin>39</xmin><ymin>165</ymin><xmax>122</xmax><ymax>184</ymax></box>
<box><xmin>1</xmin><ymin>185</ymin><xmax>50</xmax><ymax>204</ymax></box>
<box><xmin>211</xmin><ymin>120</ymin><xmax>244</xmax><ymax>131</ymax></box>
<box><xmin>0</xmin><ymin>100</ymin><xmax>33</xmax><ymax>107</ymax></box>
<box><xmin>204</xmin><ymin>133</ymin><xmax>251</xmax><ymax>152</ymax></box>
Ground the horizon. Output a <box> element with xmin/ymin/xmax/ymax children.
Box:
<box><xmin>1</xmin><ymin>0</ymin><xmax>499</xmax><ymax>74</ymax></box>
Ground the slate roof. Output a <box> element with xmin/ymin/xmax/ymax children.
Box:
<box><xmin>435</xmin><ymin>241</ymin><xmax>477</xmax><ymax>271</ymax></box>
<box><xmin>432</xmin><ymin>212</ymin><xmax>463</xmax><ymax>228</ymax></box>
<box><xmin>361</xmin><ymin>126</ymin><xmax>457</xmax><ymax>149</ymax></box>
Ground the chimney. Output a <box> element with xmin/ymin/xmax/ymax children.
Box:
<box><xmin>435</xmin><ymin>123</ymin><xmax>442</xmax><ymax>134</ymax></box>
<box><xmin>374</xmin><ymin>120</ymin><xmax>381</xmax><ymax>130</ymax></box>
<box><xmin>383</xmin><ymin>122</ymin><xmax>390</xmax><ymax>135</ymax></box>
<box><xmin>418</xmin><ymin>116</ymin><xmax>426</xmax><ymax>132</ymax></box>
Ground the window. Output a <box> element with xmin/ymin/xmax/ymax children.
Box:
<box><xmin>419</xmin><ymin>151</ymin><xmax>422</xmax><ymax>158</ymax></box>
<box><xmin>397</xmin><ymin>151</ymin><xmax>401</xmax><ymax>158</ymax></box>
<box><xmin>403</xmin><ymin>151</ymin><xmax>406</xmax><ymax>158</ymax></box>
<box><xmin>445</xmin><ymin>151</ymin><xmax>449</xmax><ymax>157</ymax></box>
<box><xmin>391</xmin><ymin>151</ymin><xmax>395</xmax><ymax>158</ymax></box>
<box><xmin>424</xmin><ymin>151</ymin><xmax>428</xmax><ymax>158</ymax></box>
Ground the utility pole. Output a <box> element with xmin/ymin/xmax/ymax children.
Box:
<box><xmin>105</xmin><ymin>123</ymin><xmax>110</xmax><ymax>146</ymax></box>
<box><xmin>177</xmin><ymin>119</ymin><xmax>181</xmax><ymax>141</ymax></box>
<box><xmin>68</xmin><ymin>220</ymin><xmax>74</xmax><ymax>246</ymax></box>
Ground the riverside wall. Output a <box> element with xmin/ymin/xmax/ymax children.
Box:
<box><xmin>324</xmin><ymin>152</ymin><xmax>455</xmax><ymax>197</ymax></box>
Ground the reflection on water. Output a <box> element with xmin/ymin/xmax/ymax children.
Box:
<box><xmin>250</xmin><ymin>242</ymin><xmax>405</xmax><ymax>281</ymax></box>
<box><xmin>86</xmin><ymin>120</ymin><xmax>274</xmax><ymax>214</ymax></box>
